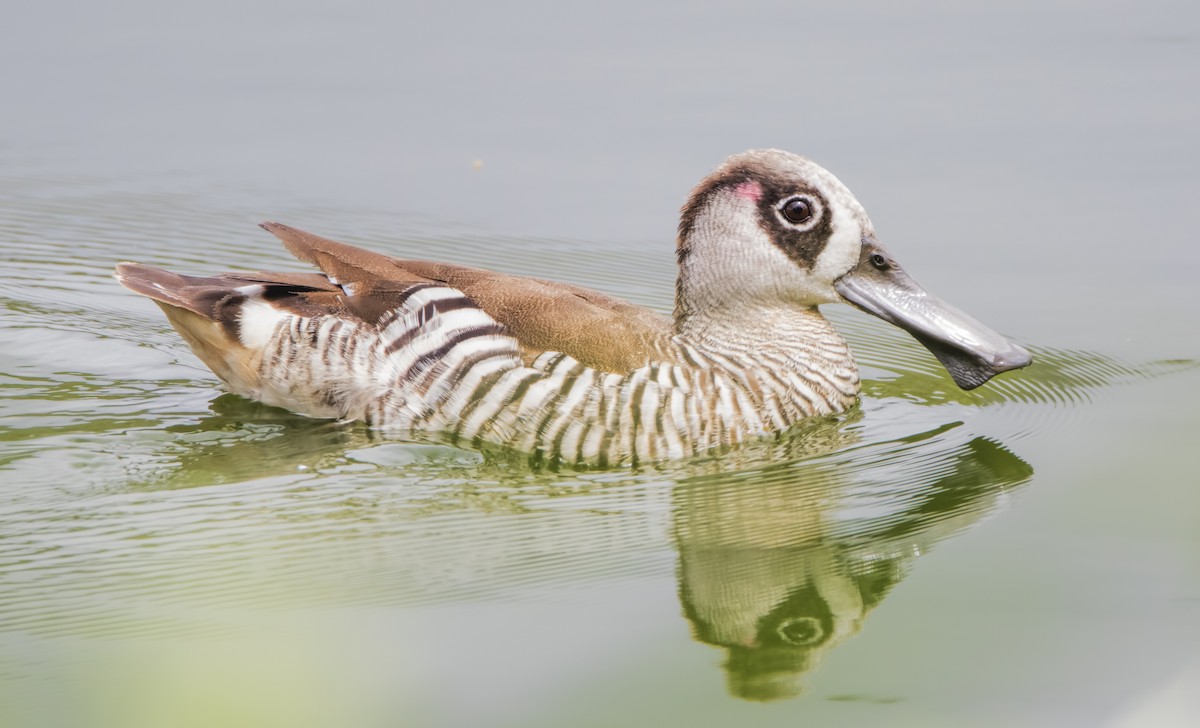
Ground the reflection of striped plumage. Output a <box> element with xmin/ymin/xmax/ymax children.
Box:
<box><xmin>262</xmin><ymin>283</ymin><xmax>858</xmax><ymax>465</ymax></box>
<box><xmin>116</xmin><ymin>149</ymin><xmax>1029</xmax><ymax>465</ymax></box>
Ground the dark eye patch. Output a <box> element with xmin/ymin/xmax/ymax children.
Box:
<box><xmin>675</xmin><ymin>166</ymin><xmax>834</xmax><ymax>271</ymax></box>
<box><xmin>757</xmin><ymin>180</ymin><xmax>833</xmax><ymax>269</ymax></box>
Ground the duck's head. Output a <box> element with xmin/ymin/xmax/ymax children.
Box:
<box><xmin>675</xmin><ymin>149</ymin><xmax>1031</xmax><ymax>390</ymax></box>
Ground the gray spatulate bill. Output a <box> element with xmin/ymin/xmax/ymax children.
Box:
<box><xmin>834</xmin><ymin>237</ymin><xmax>1032</xmax><ymax>390</ymax></box>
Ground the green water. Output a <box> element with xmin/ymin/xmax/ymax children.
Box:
<box><xmin>3</xmin><ymin>1</ymin><xmax>1199</xmax><ymax>726</ymax></box>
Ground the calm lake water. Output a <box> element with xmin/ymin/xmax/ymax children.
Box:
<box><xmin>2</xmin><ymin>1</ymin><xmax>1198</xmax><ymax>726</ymax></box>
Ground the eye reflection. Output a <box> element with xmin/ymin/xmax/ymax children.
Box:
<box><xmin>776</xmin><ymin>616</ymin><xmax>825</xmax><ymax>646</ymax></box>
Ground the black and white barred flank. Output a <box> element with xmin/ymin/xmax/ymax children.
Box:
<box><xmin>250</xmin><ymin>284</ymin><xmax>859</xmax><ymax>466</ymax></box>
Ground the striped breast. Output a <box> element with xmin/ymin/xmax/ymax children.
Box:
<box><xmin>253</xmin><ymin>283</ymin><xmax>859</xmax><ymax>467</ymax></box>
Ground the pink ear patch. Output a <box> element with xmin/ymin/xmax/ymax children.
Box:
<box><xmin>733</xmin><ymin>179</ymin><xmax>764</xmax><ymax>202</ymax></box>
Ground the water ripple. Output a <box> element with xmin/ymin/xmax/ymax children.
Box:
<box><xmin>1</xmin><ymin>174</ymin><xmax>1195</xmax><ymax>686</ymax></box>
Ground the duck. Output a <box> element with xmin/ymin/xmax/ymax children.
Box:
<box><xmin>115</xmin><ymin>149</ymin><xmax>1031</xmax><ymax>466</ymax></box>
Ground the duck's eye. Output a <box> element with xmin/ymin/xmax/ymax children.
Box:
<box><xmin>870</xmin><ymin>253</ymin><xmax>890</xmax><ymax>270</ymax></box>
<box><xmin>780</xmin><ymin>197</ymin><xmax>814</xmax><ymax>225</ymax></box>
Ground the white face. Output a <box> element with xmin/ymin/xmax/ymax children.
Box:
<box><xmin>677</xmin><ymin>149</ymin><xmax>875</xmax><ymax>312</ymax></box>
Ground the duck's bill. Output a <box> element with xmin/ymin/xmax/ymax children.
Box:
<box><xmin>833</xmin><ymin>238</ymin><xmax>1032</xmax><ymax>390</ymax></box>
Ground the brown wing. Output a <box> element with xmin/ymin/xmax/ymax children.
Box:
<box><xmin>260</xmin><ymin>222</ymin><xmax>674</xmax><ymax>373</ymax></box>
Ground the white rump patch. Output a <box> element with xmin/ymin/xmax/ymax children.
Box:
<box><xmin>237</xmin><ymin>299</ymin><xmax>289</xmax><ymax>349</ymax></box>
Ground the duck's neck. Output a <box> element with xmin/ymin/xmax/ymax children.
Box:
<box><xmin>677</xmin><ymin>302</ymin><xmax>844</xmax><ymax>356</ymax></box>
<box><xmin>674</xmin><ymin>304</ymin><xmax>861</xmax><ymax>412</ymax></box>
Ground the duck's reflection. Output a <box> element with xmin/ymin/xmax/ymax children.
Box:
<box><xmin>674</xmin><ymin>436</ymin><xmax>1032</xmax><ymax>701</ymax></box>
<box><xmin>135</xmin><ymin>386</ymin><xmax>1033</xmax><ymax>705</ymax></box>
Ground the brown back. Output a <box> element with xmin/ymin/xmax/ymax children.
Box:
<box><xmin>261</xmin><ymin>222</ymin><xmax>675</xmax><ymax>373</ymax></box>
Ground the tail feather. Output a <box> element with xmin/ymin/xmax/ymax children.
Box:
<box><xmin>115</xmin><ymin>262</ymin><xmax>269</xmax><ymax>396</ymax></box>
<box><xmin>114</xmin><ymin>262</ymin><xmax>233</xmax><ymax>318</ymax></box>
<box><xmin>114</xmin><ymin>257</ymin><xmax>432</xmax><ymax>408</ymax></box>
